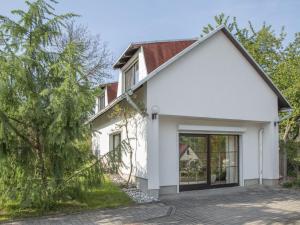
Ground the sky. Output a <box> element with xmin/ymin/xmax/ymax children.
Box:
<box><xmin>1</xmin><ymin>0</ymin><xmax>299</xmax><ymax>79</ymax></box>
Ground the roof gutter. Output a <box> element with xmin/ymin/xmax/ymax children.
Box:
<box><xmin>86</xmin><ymin>86</ymin><xmax>148</xmax><ymax>124</ymax></box>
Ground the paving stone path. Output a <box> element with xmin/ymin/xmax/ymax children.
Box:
<box><xmin>2</xmin><ymin>186</ymin><xmax>300</xmax><ymax>225</ymax></box>
<box><xmin>145</xmin><ymin>186</ymin><xmax>300</xmax><ymax>225</ymax></box>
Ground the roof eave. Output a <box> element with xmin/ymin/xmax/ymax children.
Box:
<box><xmin>113</xmin><ymin>44</ymin><xmax>140</xmax><ymax>69</ymax></box>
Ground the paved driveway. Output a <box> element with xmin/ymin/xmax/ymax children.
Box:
<box><xmin>146</xmin><ymin>186</ymin><xmax>300</xmax><ymax>225</ymax></box>
<box><xmin>3</xmin><ymin>186</ymin><xmax>300</xmax><ymax>225</ymax></box>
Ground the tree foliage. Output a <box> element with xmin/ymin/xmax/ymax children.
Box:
<box><xmin>0</xmin><ymin>0</ymin><xmax>110</xmax><ymax>209</ymax></box>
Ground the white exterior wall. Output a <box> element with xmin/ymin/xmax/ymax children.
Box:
<box><xmin>146</xmin><ymin>32</ymin><xmax>278</xmax><ymax>122</ymax></box>
<box><xmin>158</xmin><ymin>116</ymin><xmax>279</xmax><ymax>189</ymax></box>
<box><xmin>92</xmin><ymin>87</ymin><xmax>148</xmax><ymax>180</ymax></box>
<box><xmin>146</xmin><ymin>31</ymin><xmax>280</xmax><ymax>190</ymax></box>
<box><xmin>262</xmin><ymin>122</ymin><xmax>280</xmax><ymax>180</ymax></box>
<box><xmin>92</xmin><ymin>111</ymin><xmax>148</xmax><ymax>179</ymax></box>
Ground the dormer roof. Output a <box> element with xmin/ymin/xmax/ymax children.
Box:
<box><xmin>113</xmin><ymin>39</ymin><xmax>197</xmax><ymax>73</ymax></box>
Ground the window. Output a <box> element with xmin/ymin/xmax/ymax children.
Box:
<box><xmin>98</xmin><ymin>94</ymin><xmax>105</xmax><ymax>112</ymax></box>
<box><xmin>124</xmin><ymin>61</ymin><xmax>139</xmax><ymax>91</ymax></box>
<box><xmin>112</xmin><ymin>133</ymin><xmax>121</xmax><ymax>153</ymax></box>
<box><xmin>110</xmin><ymin>133</ymin><xmax>122</xmax><ymax>173</ymax></box>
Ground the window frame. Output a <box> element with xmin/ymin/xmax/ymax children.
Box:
<box><xmin>123</xmin><ymin>60</ymin><xmax>139</xmax><ymax>92</ymax></box>
<box><xmin>97</xmin><ymin>93</ymin><xmax>105</xmax><ymax>112</ymax></box>
<box><xmin>110</xmin><ymin>132</ymin><xmax>122</xmax><ymax>167</ymax></box>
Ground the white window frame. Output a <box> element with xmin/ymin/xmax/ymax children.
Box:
<box><xmin>97</xmin><ymin>93</ymin><xmax>105</xmax><ymax>112</ymax></box>
<box><xmin>123</xmin><ymin>59</ymin><xmax>139</xmax><ymax>92</ymax></box>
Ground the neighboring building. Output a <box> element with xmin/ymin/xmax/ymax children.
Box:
<box><xmin>89</xmin><ymin>26</ymin><xmax>291</xmax><ymax>199</ymax></box>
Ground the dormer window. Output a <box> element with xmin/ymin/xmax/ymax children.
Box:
<box><xmin>98</xmin><ymin>94</ymin><xmax>105</xmax><ymax>112</ymax></box>
<box><xmin>124</xmin><ymin>61</ymin><xmax>139</xmax><ymax>91</ymax></box>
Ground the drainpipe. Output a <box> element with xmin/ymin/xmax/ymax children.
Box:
<box><xmin>258</xmin><ymin>128</ymin><xmax>264</xmax><ymax>185</ymax></box>
<box><xmin>124</xmin><ymin>90</ymin><xmax>148</xmax><ymax>117</ymax></box>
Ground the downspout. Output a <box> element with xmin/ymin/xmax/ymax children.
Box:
<box><xmin>258</xmin><ymin>128</ymin><xmax>264</xmax><ymax>185</ymax></box>
<box><xmin>124</xmin><ymin>90</ymin><xmax>148</xmax><ymax>117</ymax></box>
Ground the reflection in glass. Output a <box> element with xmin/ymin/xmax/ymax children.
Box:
<box><xmin>179</xmin><ymin>135</ymin><xmax>207</xmax><ymax>185</ymax></box>
<box><xmin>210</xmin><ymin>135</ymin><xmax>238</xmax><ymax>185</ymax></box>
<box><xmin>179</xmin><ymin>134</ymin><xmax>239</xmax><ymax>189</ymax></box>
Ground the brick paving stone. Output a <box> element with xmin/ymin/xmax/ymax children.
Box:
<box><xmin>145</xmin><ymin>186</ymin><xmax>300</xmax><ymax>225</ymax></box>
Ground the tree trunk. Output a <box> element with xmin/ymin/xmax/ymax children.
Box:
<box><xmin>296</xmin><ymin>148</ymin><xmax>300</xmax><ymax>179</ymax></box>
<box><xmin>124</xmin><ymin>118</ymin><xmax>133</xmax><ymax>187</ymax></box>
<box><xmin>127</xmin><ymin>149</ymin><xmax>133</xmax><ymax>187</ymax></box>
<box><xmin>36</xmin><ymin>134</ymin><xmax>47</xmax><ymax>193</ymax></box>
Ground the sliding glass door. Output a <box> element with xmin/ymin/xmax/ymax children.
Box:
<box><xmin>179</xmin><ymin>134</ymin><xmax>239</xmax><ymax>191</ymax></box>
<box><xmin>179</xmin><ymin>135</ymin><xmax>208</xmax><ymax>188</ymax></box>
<box><xmin>210</xmin><ymin>135</ymin><xmax>239</xmax><ymax>185</ymax></box>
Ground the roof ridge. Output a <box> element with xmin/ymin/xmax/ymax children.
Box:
<box><xmin>131</xmin><ymin>38</ymin><xmax>198</xmax><ymax>45</ymax></box>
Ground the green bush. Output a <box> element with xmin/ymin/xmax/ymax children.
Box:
<box><xmin>282</xmin><ymin>181</ymin><xmax>294</xmax><ymax>188</ymax></box>
<box><xmin>280</xmin><ymin>140</ymin><xmax>300</xmax><ymax>178</ymax></box>
<box><xmin>282</xmin><ymin>179</ymin><xmax>300</xmax><ymax>188</ymax></box>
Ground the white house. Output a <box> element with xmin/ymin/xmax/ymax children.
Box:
<box><xmin>89</xmin><ymin>26</ymin><xmax>291</xmax><ymax>198</ymax></box>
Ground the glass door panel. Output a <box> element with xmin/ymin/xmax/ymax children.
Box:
<box><xmin>210</xmin><ymin>135</ymin><xmax>238</xmax><ymax>185</ymax></box>
<box><xmin>179</xmin><ymin>135</ymin><xmax>208</xmax><ymax>186</ymax></box>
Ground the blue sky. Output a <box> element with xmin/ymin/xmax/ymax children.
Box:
<box><xmin>1</xmin><ymin>0</ymin><xmax>299</xmax><ymax>78</ymax></box>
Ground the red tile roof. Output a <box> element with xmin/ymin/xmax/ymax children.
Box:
<box><xmin>113</xmin><ymin>39</ymin><xmax>197</xmax><ymax>73</ymax></box>
<box><xmin>179</xmin><ymin>143</ymin><xmax>189</xmax><ymax>157</ymax></box>
<box><xmin>142</xmin><ymin>40</ymin><xmax>197</xmax><ymax>73</ymax></box>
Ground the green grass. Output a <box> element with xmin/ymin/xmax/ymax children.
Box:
<box><xmin>0</xmin><ymin>177</ymin><xmax>133</xmax><ymax>222</ymax></box>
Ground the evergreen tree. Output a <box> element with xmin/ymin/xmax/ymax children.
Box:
<box><xmin>0</xmin><ymin>0</ymin><xmax>109</xmax><ymax>208</ymax></box>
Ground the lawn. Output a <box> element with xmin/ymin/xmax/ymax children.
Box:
<box><xmin>0</xmin><ymin>176</ymin><xmax>133</xmax><ymax>222</ymax></box>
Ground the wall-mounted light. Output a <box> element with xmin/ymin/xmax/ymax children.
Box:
<box><xmin>151</xmin><ymin>105</ymin><xmax>160</xmax><ymax>120</ymax></box>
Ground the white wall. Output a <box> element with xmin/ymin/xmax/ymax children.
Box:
<box><xmin>147</xmin><ymin>31</ymin><xmax>279</xmax><ymax>122</ymax></box>
<box><xmin>262</xmin><ymin>122</ymin><xmax>280</xmax><ymax>179</ymax></box>
<box><xmin>158</xmin><ymin>116</ymin><xmax>278</xmax><ymax>188</ymax></box>
<box><xmin>92</xmin><ymin>87</ymin><xmax>148</xmax><ymax>180</ymax></box>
